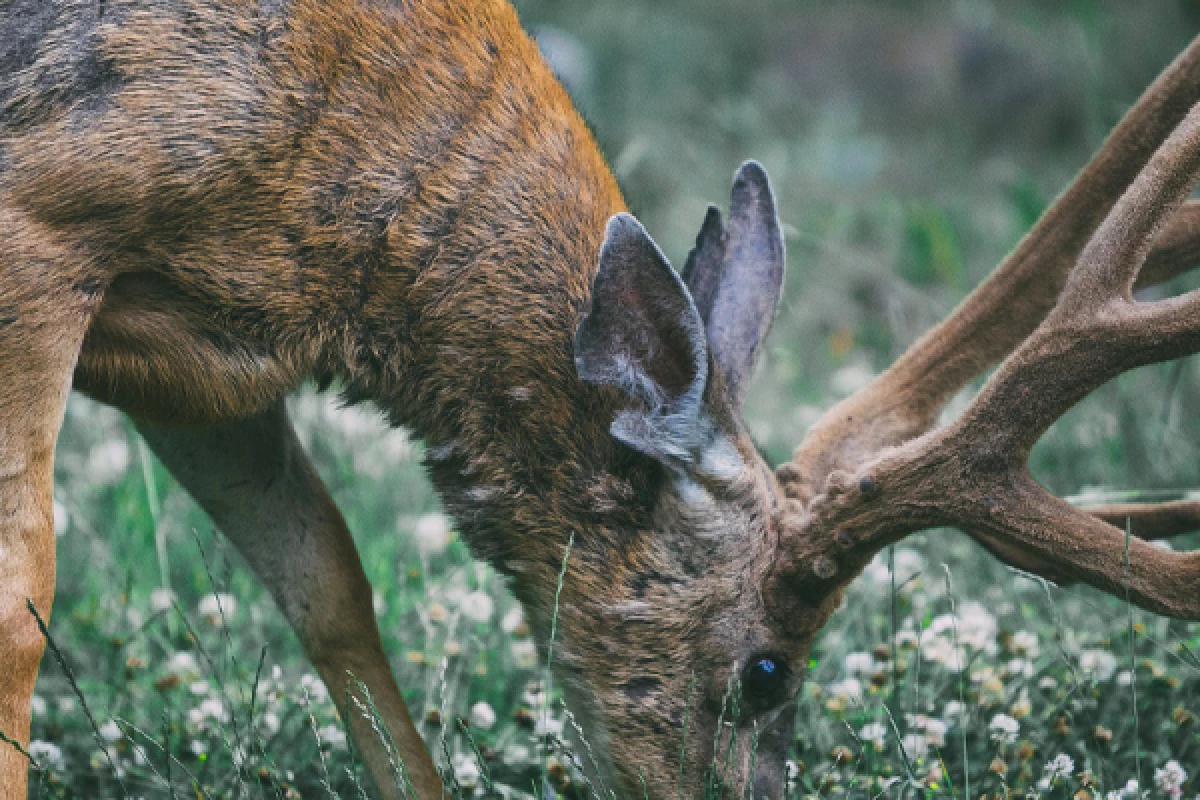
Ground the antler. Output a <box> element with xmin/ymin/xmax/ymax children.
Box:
<box><xmin>768</xmin><ymin>36</ymin><xmax>1200</xmax><ymax>627</ymax></box>
<box><xmin>777</xmin><ymin>35</ymin><xmax>1200</xmax><ymax>505</ymax></box>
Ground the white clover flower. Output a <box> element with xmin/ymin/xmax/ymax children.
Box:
<box><xmin>501</xmin><ymin>606</ymin><xmax>525</xmax><ymax>633</ymax></box>
<box><xmin>87</xmin><ymin>438</ymin><xmax>131</xmax><ymax>485</ymax></box>
<box><xmin>260</xmin><ymin>711</ymin><xmax>281</xmax><ymax>735</ymax></box>
<box><xmin>901</xmin><ymin>733</ymin><xmax>928</xmax><ymax>759</ymax></box>
<box><xmin>511</xmin><ymin>638</ymin><xmax>538</xmax><ymax>669</ymax></box>
<box><xmin>859</xmin><ymin>722</ymin><xmax>887</xmax><ymax>750</ymax></box>
<box><xmin>28</xmin><ymin>740</ymin><xmax>64</xmax><ymax>769</ymax></box>
<box><xmin>318</xmin><ymin>724</ymin><xmax>347</xmax><ymax>749</ymax></box>
<box><xmin>1079</xmin><ymin>649</ymin><xmax>1117</xmax><ymax>682</ymax></box>
<box><xmin>844</xmin><ymin>652</ymin><xmax>875</xmax><ymax>675</ymax></box>
<box><xmin>1116</xmin><ymin>670</ymin><xmax>1134</xmax><ymax>686</ymax></box>
<box><xmin>988</xmin><ymin>713</ymin><xmax>1020</xmax><ymax>744</ymax></box>
<box><xmin>190</xmin><ymin>740</ymin><xmax>208</xmax><ymax>757</ymax></box>
<box><xmin>56</xmin><ymin>697</ymin><xmax>76</xmax><ymax>715</ymax></box>
<box><xmin>460</xmin><ymin>590</ymin><xmax>495</xmax><ymax>623</ymax></box>
<box><xmin>925</xmin><ymin>720</ymin><xmax>948</xmax><ymax>747</ymax></box>
<box><xmin>98</xmin><ymin>720</ymin><xmax>123</xmax><ymax>742</ymax></box>
<box><xmin>1038</xmin><ymin>676</ymin><xmax>1058</xmax><ymax>691</ymax></box>
<box><xmin>533</xmin><ymin>715</ymin><xmax>563</xmax><ymax>738</ymax></box>
<box><xmin>189</xmin><ymin>680</ymin><xmax>210</xmax><ymax>696</ymax></box>
<box><xmin>1043</xmin><ymin>753</ymin><xmax>1074</xmax><ymax>781</ymax></box>
<box><xmin>198</xmin><ymin>697</ymin><xmax>227</xmax><ymax>722</ymax></box>
<box><xmin>301</xmin><ymin>674</ymin><xmax>330</xmax><ymax>705</ymax></box>
<box><xmin>150</xmin><ymin>588</ymin><xmax>176</xmax><ymax>613</ymax></box>
<box><xmin>1007</xmin><ymin>658</ymin><xmax>1034</xmax><ymax>679</ymax></box>
<box><xmin>52</xmin><ymin>500</ymin><xmax>69</xmax><ymax>536</ymax></box>
<box><xmin>502</xmin><ymin>743</ymin><xmax>533</xmax><ymax>766</ymax></box>
<box><xmin>413</xmin><ymin>512</ymin><xmax>452</xmax><ymax>555</ymax></box>
<box><xmin>469</xmin><ymin>701</ymin><xmax>497</xmax><ymax>730</ymax></box>
<box><xmin>831</xmin><ymin>360</ymin><xmax>876</xmax><ymax>396</ymax></box>
<box><xmin>29</xmin><ymin>695</ymin><xmax>47</xmax><ymax>716</ymax></box>
<box><xmin>1155</xmin><ymin>761</ymin><xmax>1187</xmax><ymax>798</ymax></box>
<box><xmin>828</xmin><ymin>678</ymin><xmax>863</xmax><ymax>703</ymax></box>
<box><xmin>944</xmin><ymin>700</ymin><xmax>965</xmax><ymax>717</ymax></box>
<box><xmin>1011</xmin><ymin>630</ymin><xmax>1039</xmax><ymax>656</ymax></box>
<box><xmin>167</xmin><ymin>651</ymin><xmax>200</xmax><ymax>675</ymax></box>
<box><xmin>197</xmin><ymin>593</ymin><xmax>237</xmax><ymax>621</ymax></box>
<box><xmin>454</xmin><ymin>752</ymin><xmax>482</xmax><ymax>789</ymax></box>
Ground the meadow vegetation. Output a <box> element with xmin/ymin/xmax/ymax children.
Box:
<box><xmin>14</xmin><ymin>0</ymin><xmax>1200</xmax><ymax>797</ymax></box>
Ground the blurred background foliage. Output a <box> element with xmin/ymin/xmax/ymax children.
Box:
<box><xmin>38</xmin><ymin>1</ymin><xmax>1200</xmax><ymax>796</ymax></box>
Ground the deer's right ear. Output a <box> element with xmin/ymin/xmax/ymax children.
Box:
<box><xmin>575</xmin><ymin>213</ymin><xmax>715</xmax><ymax>467</ymax></box>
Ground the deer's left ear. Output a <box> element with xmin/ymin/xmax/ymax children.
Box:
<box><xmin>575</xmin><ymin>213</ymin><xmax>723</xmax><ymax>469</ymax></box>
<box><xmin>682</xmin><ymin>161</ymin><xmax>785</xmax><ymax>407</ymax></box>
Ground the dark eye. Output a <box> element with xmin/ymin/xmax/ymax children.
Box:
<box><xmin>741</xmin><ymin>654</ymin><xmax>791</xmax><ymax>709</ymax></box>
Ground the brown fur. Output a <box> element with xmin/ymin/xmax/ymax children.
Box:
<box><xmin>1</xmin><ymin>1</ymin><xmax>805</xmax><ymax>797</ymax></box>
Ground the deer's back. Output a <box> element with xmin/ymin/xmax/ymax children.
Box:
<box><xmin>1</xmin><ymin>0</ymin><xmax>622</xmax><ymax>425</ymax></box>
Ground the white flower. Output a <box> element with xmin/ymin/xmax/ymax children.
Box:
<box><xmin>189</xmin><ymin>680</ymin><xmax>210</xmax><ymax>696</ymax></box>
<box><xmin>901</xmin><ymin>733</ymin><xmax>928</xmax><ymax>759</ymax></box>
<box><xmin>988</xmin><ymin>713</ymin><xmax>1020</xmax><ymax>744</ymax></box>
<box><xmin>896</xmin><ymin>629</ymin><xmax>919</xmax><ymax>648</ymax></box>
<box><xmin>56</xmin><ymin>697</ymin><xmax>76</xmax><ymax>715</ymax></box>
<box><xmin>511</xmin><ymin>638</ymin><xmax>538</xmax><ymax>669</ymax></box>
<box><xmin>469</xmin><ymin>701</ymin><xmax>497</xmax><ymax>730</ymax></box>
<box><xmin>150</xmin><ymin>588</ymin><xmax>176</xmax><ymax>613</ymax></box>
<box><xmin>197</xmin><ymin>593</ymin><xmax>237</xmax><ymax>621</ymax></box>
<box><xmin>859</xmin><ymin>722</ymin><xmax>887</xmax><ymax>750</ymax></box>
<box><xmin>1007</xmin><ymin>658</ymin><xmax>1034</xmax><ymax>679</ymax></box>
<box><xmin>1011</xmin><ymin>630</ymin><xmax>1039</xmax><ymax>656</ymax></box>
<box><xmin>844</xmin><ymin>652</ymin><xmax>875</xmax><ymax>675</ymax></box>
<box><xmin>1043</xmin><ymin>753</ymin><xmax>1074</xmax><ymax>781</ymax></box>
<box><xmin>413</xmin><ymin>512</ymin><xmax>452</xmax><ymax>555</ymax></box>
<box><xmin>52</xmin><ymin>500</ymin><xmax>69</xmax><ymax>536</ymax></box>
<box><xmin>454</xmin><ymin>752</ymin><xmax>482</xmax><ymax>789</ymax></box>
<box><xmin>301</xmin><ymin>674</ymin><xmax>330</xmax><ymax>704</ymax></box>
<box><xmin>533</xmin><ymin>715</ymin><xmax>563</xmax><ymax>738</ymax></box>
<box><xmin>99</xmin><ymin>720</ymin><xmax>123</xmax><ymax>742</ymax></box>
<box><xmin>28</xmin><ymin>741</ymin><xmax>64</xmax><ymax>769</ymax></box>
<box><xmin>1038</xmin><ymin>676</ymin><xmax>1059</xmax><ymax>691</ymax></box>
<box><xmin>260</xmin><ymin>711</ymin><xmax>281</xmax><ymax>735</ymax></box>
<box><xmin>1155</xmin><ymin>761</ymin><xmax>1187</xmax><ymax>797</ymax></box>
<box><xmin>828</xmin><ymin>678</ymin><xmax>863</xmax><ymax>703</ymax></box>
<box><xmin>460</xmin><ymin>590</ymin><xmax>495</xmax><ymax>623</ymax></box>
<box><xmin>198</xmin><ymin>697</ymin><xmax>228</xmax><ymax>722</ymax></box>
<box><xmin>1116</xmin><ymin>670</ymin><xmax>1134</xmax><ymax>686</ymax></box>
<box><xmin>944</xmin><ymin>700</ymin><xmax>965</xmax><ymax>717</ymax></box>
<box><xmin>87</xmin><ymin>438</ymin><xmax>130</xmax><ymax>485</ymax></box>
<box><xmin>1079</xmin><ymin>649</ymin><xmax>1117</xmax><ymax>682</ymax></box>
<box><xmin>501</xmin><ymin>607</ymin><xmax>525</xmax><ymax>634</ymax></box>
<box><xmin>167</xmin><ymin>651</ymin><xmax>200</xmax><ymax>675</ymax></box>
<box><xmin>190</xmin><ymin>740</ymin><xmax>208</xmax><ymax>757</ymax></box>
<box><xmin>29</xmin><ymin>695</ymin><xmax>47</xmax><ymax>716</ymax></box>
<box><xmin>318</xmin><ymin>724</ymin><xmax>347</xmax><ymax>749</ymax></box>
<box><xmin>831</xmin><ymin>360</ymin><xmax>876</xmax><ymax>396</ymax></box>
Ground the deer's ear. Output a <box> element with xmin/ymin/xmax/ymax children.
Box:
<box><xmin>681</xmin><ymin>161</ymin><xmax>785</xmax><ymax>407</ymax></box>
<box><xmin>575</xmin><ymin>213</ymin><xmax>714</xmax><ymax>466</ymax></box>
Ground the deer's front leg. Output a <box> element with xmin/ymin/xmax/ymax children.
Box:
<box><xmin>0</xmin><ymin>205</ymin><xmax>101</xmax><ymax>798</ymax></box>
<box><xmin>136</xmin><ymin>404</ymin><xmax>443</xmax><ymax>800</ymax></box>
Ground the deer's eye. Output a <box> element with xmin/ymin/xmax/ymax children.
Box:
<box><xmin>741</xmin><ymin>654</ymin><xmax>791</xmax><ymax>709</ymax></box>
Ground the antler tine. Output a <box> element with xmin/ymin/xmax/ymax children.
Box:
<box><xmin>767</xmin><ymin>102</ymin><xmax>1200</xmax><ymax>626</ymax></box>
<box><xmin>777</xmin><ymin>35</ymin><xmax>1200</xmax><ymax>504</ymax></box>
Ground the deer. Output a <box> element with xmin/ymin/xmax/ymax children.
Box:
<box><xmin>4</xmin><ymin>0</ymin><xmax>1200</xmax><ymax>796</ymax></box>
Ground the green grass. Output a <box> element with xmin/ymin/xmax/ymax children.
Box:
<box><xmin>11</xmin><ymin>1</ymin><xmax>1200</xmax><ymax>797</ymax></box>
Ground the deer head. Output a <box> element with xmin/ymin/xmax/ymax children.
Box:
<box><xmin>557</xmin><ymin>36</ymin><xmax>1200</xmax><ymax>799</ymax></box>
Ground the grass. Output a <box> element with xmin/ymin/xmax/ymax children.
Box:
<box><xmin>9</xmin><ymin>1</ymin><xmax>1200</xmax><ymax>797</ymax></box>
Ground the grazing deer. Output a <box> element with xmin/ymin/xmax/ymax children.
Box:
<box><xmin>4</xmin><ymin>0</ymin><xmax>1200</xmax><ymax>796</ymax></box>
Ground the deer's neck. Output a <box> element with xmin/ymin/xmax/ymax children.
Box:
<box><xmin>289</xmin><ymin>0</ymin><xmax>647</xmax><ymax>589</ymax></box>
